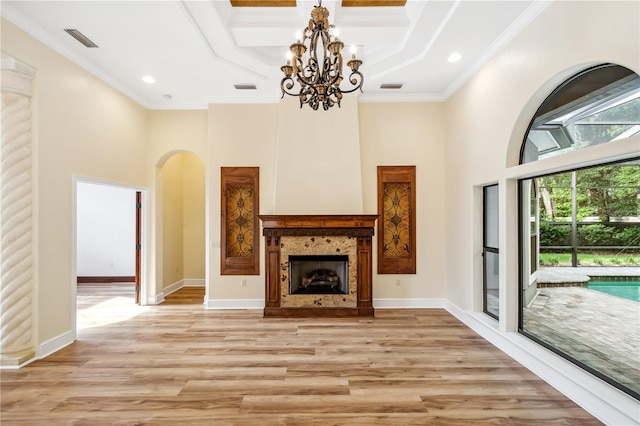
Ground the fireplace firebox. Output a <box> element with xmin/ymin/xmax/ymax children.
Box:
<box><xmin>289</xmin><ymin>255</ymin><xmax>349</xmax><ymax>295</ymax></box>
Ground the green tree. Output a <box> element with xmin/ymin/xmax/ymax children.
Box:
<box><xmin>577</xmin><ymin>164</ymin><xmax>639</xmax><ymax>221</ymax></box>
<box><xmin>538</xmin><ymin>172</ymin><xmax>572</xmax><ymax>220</ymax></box>
<box><xmin>538</xmin><ymin>163</ymin><xmax>639</xmax><ymax>221</ymax></box>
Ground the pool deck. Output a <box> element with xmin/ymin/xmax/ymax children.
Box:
<box><xmin>526</xmin><ymin>266</ymin><xmax>640</xmax><ymax>397</ymax></box>
<box><xmin>537</xmin><ymin>266</ymin><xmax>640</xmax><ymax>286</ymax></box>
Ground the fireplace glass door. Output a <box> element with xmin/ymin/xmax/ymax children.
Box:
<box><xmin>289</xmin><ymin>255</ymin><xmax>349</xmax><ymax>295</ymax></box>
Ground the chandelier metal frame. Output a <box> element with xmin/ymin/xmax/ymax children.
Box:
<box><xmin>280</xmin><ymin>0</ymin><xmax>363</xmax><ymax>111</ymax></box>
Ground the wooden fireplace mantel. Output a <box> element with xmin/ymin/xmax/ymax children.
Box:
<box><xmin>259</xmin><ymin>215</ymin><xmax>378</xmax><ymax>318</ymax></box>
<box><xmin>260</xmin><ymin>215</ymin><xmax>378</xmax><ymax>231</ymax></box>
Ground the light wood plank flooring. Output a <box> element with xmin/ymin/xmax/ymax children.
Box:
<box><xmin>162</xmin><ymin>286</ymin><xmax>206</xmax><ymax>305</ymax></box>
<box><xmin>1</xmin><ymin>285</ymin><xmax>601</xmax><ymax>425</ymax></box>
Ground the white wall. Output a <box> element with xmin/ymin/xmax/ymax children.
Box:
<box><xmin>76</xmin><ymin>182</ymin><xmax>136</xmax><ymax>277</ymax></box>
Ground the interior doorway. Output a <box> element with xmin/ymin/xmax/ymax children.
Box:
<box><xmin>73</xmin><ymin>178</ymin><xmax>148</xmax><ymax>332</ymax></box>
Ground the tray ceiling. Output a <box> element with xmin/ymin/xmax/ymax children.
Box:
<box><xmin>1</xmin><ymin>0</ymin><xmax>550</xmax><ymax>109</ymax></box>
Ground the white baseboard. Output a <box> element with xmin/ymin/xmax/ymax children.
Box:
<box><xmin>148</xmin><ymin>279</ymin><xmax>205</xmax><ymax>305</ymax></box>
<box><xmin>183</xmin><ymin>279</ymin><xmax>205</xmax><ymax>287</ymax></box>
<box><xmin>444</xmin><ymin>301</ymin><xmax>640</xmax><ymax>426</ymax></box>
<box><xmin>374</xmin><ymin>298</ymin><xmax>446</xmax><ymax>309</ymax></box>
<box><xmin>162</xmin><ymin>280</ymin><xmax>184</xmax><ymax>296</ymax></box>
<box><xmin>39</xmin><ymin>330</ymin><xmax>75</xmax><ymax>360</ymax></box>
<box><xmin>149</xmin><ymin>293</ymin><xmax>165</xmax><ymax>305</ymax></box>
<box><xmin>206</xmin><ymin>298</ymin><xmax>264</xmax><ymax>310</ymax></box>
<box><xmin>205</xmin><ymin>298</ymin><xmax>446</xmax><ymax>310</ymax></box>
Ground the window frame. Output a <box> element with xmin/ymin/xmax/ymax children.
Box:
<box><xmin>482</xmin><ymin>184</ymin><xmax>500</xmax><ymax>320</ymax></box>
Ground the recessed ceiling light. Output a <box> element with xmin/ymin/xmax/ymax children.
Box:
<box><xmin>447</xmin><ymin>52</ymin><xmax>462</xmax><ymax>63</ymax></box>
<box><xmin>142</xmin><ymin>75</ymin><xmax>155</xmax><ymax>84</ymax></box>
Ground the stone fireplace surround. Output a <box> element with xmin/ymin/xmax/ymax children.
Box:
<box><xmin>259</xmin><ymin>215</ymin><xmax>377</xmax><ymax>317</ymax></box>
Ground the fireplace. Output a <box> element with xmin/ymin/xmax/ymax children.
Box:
<box><xmin>260</xmin><ymin>215</ymin><xmax>377</xmax><ymax>317</ymax></box>
<box><xmin>289</xmin><ymin>255</ymin><xmax>349</xmax><ymax>295</ymax></box>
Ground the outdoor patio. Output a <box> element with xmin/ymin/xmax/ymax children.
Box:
<box><xmin>524</xmin><ymin>267</ymin><xmax>639</xmax><ymax>397</ymax></box>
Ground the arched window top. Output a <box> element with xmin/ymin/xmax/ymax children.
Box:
<box><xmin>521</xmin><ymin>64</ymin><xmax>640</xmax><ymax>164</ymax></box>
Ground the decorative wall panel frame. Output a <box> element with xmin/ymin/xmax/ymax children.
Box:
<box><xmin>221</xmin><ymin>167</ymin><xmax>259</xmax><ymax>275</ymax></box>
<box><xmin>377</xmin><ymin>166</ymin><xmax>416</xmax><ymax>274</ymax></box>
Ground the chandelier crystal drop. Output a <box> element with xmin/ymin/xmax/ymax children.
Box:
<box><xmin>280</xmin><ymin>0</ymin><xmax>364</xmax><ymax>111</ymax></box>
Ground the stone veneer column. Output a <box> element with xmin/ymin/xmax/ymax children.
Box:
<box><xmin>0</xmin><ymin>53</ymin><xmax>36</xmax><ymax>366</ymax></box>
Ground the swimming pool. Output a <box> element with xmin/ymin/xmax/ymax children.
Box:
<box><xmin>588</xmin><ymin>280</ymin><xmax>640</xmax><ymax>302</ymax></box>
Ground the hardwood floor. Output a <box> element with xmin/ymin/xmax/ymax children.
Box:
<box><xmin>1</xmin><ymin>286</ymin><xmax>601</xmax><ymax>425</ymax></box>
<box><xmin>161</xmin><ymin>286</ymin><xmax>206</xmax><ymax>305</ymax></box>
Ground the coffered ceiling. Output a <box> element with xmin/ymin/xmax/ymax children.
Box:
<box><xmin>1</xmin><ymin>0</ymin><xmax>551</xmax><ymax>109</ymax></box>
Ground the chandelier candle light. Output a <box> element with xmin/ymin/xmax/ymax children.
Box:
<box><xmin>280</xmin><ymin>0</ymin><xmax>363</xmax><ymax>110</ymax></box>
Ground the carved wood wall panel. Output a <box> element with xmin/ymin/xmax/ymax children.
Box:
<box><xmin>221</xmin><ymin>167</ymin><xmax>259</xmax><ymax>275</ymax></box>
<box><xmin>225</xmin><ymin>184</ymin><xmax>255</xmax><ymax>258</ymax></box>
<box><xmin>377</xmin><ymin>166</ymin><xmax>416</xmax><ymax>274</ymax></box>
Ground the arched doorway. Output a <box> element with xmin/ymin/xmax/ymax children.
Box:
<box><xmin>156</xmin><ymin>151</ymin><xmax>206</xmax><ymax>304</ymax></box>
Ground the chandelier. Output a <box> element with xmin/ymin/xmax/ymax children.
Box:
<box><xmin>280</xmin><ymin>0</ymin><xmax>363</xmax><ymax>111</ymax></box>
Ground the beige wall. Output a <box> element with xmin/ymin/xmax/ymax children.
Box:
<box><xmin>161</xmin><ymin>152</ymin><xmax>206</xmax><ymax>289</ymax></box>
<box><xmin>182</xmin><ymin>153</ymin><xmax>206</xmax><ymax>280</ymax></box>
<box><xmin>147</xmin><ymin>110</ymin><xmax>207</xmax><ymax>297</ymax></box>
<box><xmin>205</xmin><ymin>101</ymin><xmax>447</xmax><ymax>303</ymax></box>
<box><xmin>274</xmin><ymin>97</ymin><xmax>363</xmax><ymax>214</ymax></box>
<box><xmin>359</xmin><ymin>103</ymin><xmax>447</xmax><ymax>300</ymax></box>
<box><xmin>147</xmin><ymin>110</ymin><xmax>208</xmax><ymax>165</ymax></box>
<box><xmin>443</xmin><ymin>0</ymin><xmax>640</xmax><ymax>314</ymax></box>
<box><xmin>1</xmin><ymin>19</ymin><xmax>149</xmax><ymax>345</ymax></box>
<box><xmin>208</xmin><ymin>104</ymin><xmax>279</xmax><ymax>299</ymax></box>
<box><xmin>161</xmin><ymin>154</ymin><xmax>185</xmax><ymax>288</ymax></box>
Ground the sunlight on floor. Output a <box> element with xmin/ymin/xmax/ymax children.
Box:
<box><xmin>77</xmin><ymin>296</ymin><xmax>149</xmax><ymax>330</ymax></box>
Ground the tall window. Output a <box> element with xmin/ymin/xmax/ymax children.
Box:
<box><xmin>483</xmin><ymin>184</ymin><xmax>499</xmax><ymax>319</ymax></box>
<box><xmin>519</xmin><ymin>64</ymin><xmax>640</xmax><ymax>400</ymax></box>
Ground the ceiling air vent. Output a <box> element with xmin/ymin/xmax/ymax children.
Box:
<box><xmin>380</xmin><ymin>83</ymin><xmax>403</xmax><ymax>89</ymax></box>
<box><xmin>234</xmin><ymin>84</ymin><xmax>258</xmax><ymax>90</ymax></box>
<box><xmin>64</xmin><ymin>29</ymin><xmax>98</xmax><ymax>48</ymax></box>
